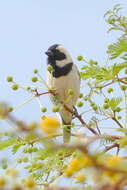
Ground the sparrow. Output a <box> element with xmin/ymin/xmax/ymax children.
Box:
<box><xmin>45</xmin><ymin>44</ymin><xmax>80</xmax><ymax>143</ymax></box>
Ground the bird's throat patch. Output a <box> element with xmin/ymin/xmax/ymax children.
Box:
<box><xmin>53</xmin><ymin>62</ymin><xmax>73</xmax><ymax>78</ymax></box>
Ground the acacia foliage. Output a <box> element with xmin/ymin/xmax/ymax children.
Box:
<box><xmin>0</xmin><ymin>4</ymin><xmax>127</xmax><ymax>190</ymax></box>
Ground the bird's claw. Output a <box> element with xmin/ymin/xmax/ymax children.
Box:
<box><xmin>72</xmin><ymin>106</ymin><xmax>79</xmax><ymax>119</ymax></box>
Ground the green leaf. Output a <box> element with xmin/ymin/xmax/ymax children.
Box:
<box><xmin>104</xmin><ymin>10</ymin><xmax>112</xmax><ymax>18</ymax></box>
<box><xmin>117</xmin><ymin>128</ymin><xmax>127</xmax><ymax>136</ymax></box>
<box><xmin>108</xmin><ymin>38</ymin><xmax>127</xmax><ymax>59</ymax></box>
<box><xmin>109</xmin><ymin>97</ymin><xmax>122</xmax><ymax>111</ymax></box>
<box><xmin>12</xmin><ymin>144</ymin><xmax>23</xmax><ymax>154</ymax></box>
<box><xmin>0</xmin><ymin>139</ymin><xmax>17</xmax><ymax>151</ymax></box>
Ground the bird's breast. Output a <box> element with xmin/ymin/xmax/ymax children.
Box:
<box><xmin>47</xmin><ymin>64</ymin><xmax>80</xmax><ymax>106</ymax></box>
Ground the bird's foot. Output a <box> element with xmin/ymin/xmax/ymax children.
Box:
<box><xmin>72</xmin><ymin>106</ymin><xmax>79</xmax><ymax>119</ymax></box>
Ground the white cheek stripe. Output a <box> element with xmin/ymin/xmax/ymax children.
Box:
<box><xmin>56</xmin><ymin>57</ymin><xmax>73</xmax><ymax>68</ymax></box>
<box><xmin>55</xmin><ymin>46</ymin><xmax>73</xmax><ymax>67</ymax></box>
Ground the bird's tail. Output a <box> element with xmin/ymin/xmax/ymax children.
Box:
<box><xmin>63</xmin><ymin>122</ymin><xmax>71</xmax><ymax>143</ymax></box>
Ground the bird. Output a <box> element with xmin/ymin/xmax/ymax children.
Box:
<box><xmin>45</xmin><ymin>44</ymin><xmax>80</xmax><ymax>143</ymax></box>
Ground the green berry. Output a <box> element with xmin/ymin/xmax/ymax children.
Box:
<box><xmin>108</xmin><ymin>44</ymin><xmax>112</xmax><ymax>49</ymax></box>
<box><xmin>90</xmin><ymin>102</ymin><xmax>95</xmax><ymax>107</ymax></box>
<box><xmin>2</xmin><ymin>164</ymin><xmax>7</xmax><ymax>169</ymax></box>
<box><xmin>116</xmin><ymin>107</ymin><xmax>121</xmax><ymax>112</ymax></box>
<box><xmin>7</xmin><ymin>107</ymin><xmax>13</xmax><ymax>112</ymax></box>
<box><xmin>33</xmin><ymin>69</ymin><xmax>38</xmax><ymax>74</ymax></box>
<box><xmin>68</xmin><ymin>89</ymin><xmax>74</xmax><ymax>95</ymax></box>
<box><xmin>88</xmin><ymin>122</ymin><xmax>92</xmax><ymax>127</ymax></box>
<box><xmin>28</xmin><ymin>122</ymin><xmax>37</xmax><ymax>130</ymax></box>
<box><xmin>71</xmin><ymin>122</ymin><xmax>75</xmax><ymax>127</ymax></box>
<box><xmin>23</xmin><ymin>157</ymin><xmax>29</xmax><ymax>162</ymax></box>
<box><xmin>32</xmin><ymin>162</ymin><xmax>38</xmax><ymax>168</ymax></box>
<box><xmin>52</xmin><ymin>106</ymin><xmax>60</xmax><ymax>112</ymax></box>
<box><xmin>11</xmin><ymin>84</ymin><xmax>19</xmax><ymax>91</ymax></box>
<box><xmin>32</xmin><ymin>76</ymin><xmax>38</xmax><ymax>82</ymax></box>
<box><xmin>84</xmin><ymin>97</ymin><xmax>88</xmax><ymax>101</ymax></box>
<box><xmin>117</xmin><ymin>115</ymin><xmax>122</xmax><ymax>120</ymax></box>
<box><xmin>104</xmin><ymin>98</ymin><xmax>109</xmax><ymax>103</ymax></box>
<box><xmin>63</xmin><ymin>125</ymin><xmax>67</xmax><ymax>130</ymax></box>
<box><xmin>121</xmin><ymin>85</ymin><xmax>127</xmax><ymax>91</ymax></box>
<box><xmin>17</xmin><ymin>158</ymin><xmax>22</xmax><ymax>163</ymax></box>
<box><xmin>93</xmin><ymin>105</ymin><xmax>98</xmax><ymax>111</ymax></box>
<box><xmin>47</xmin><ymin>65</ymin><xmax>53</xmax><ymax>72</ymax></box>
<box><xmin>79</xmin><ymin>93</ymin><xmax>83</xmax><ymax>98</ymax></box>
<box><xmin>23</xmin><ymin>147</ymin><xmax>28</xmax><ymax>153</ymax></box>
<box><xmin>103</xmin><ymin>103</ymin><xmax>109</xmax><ymax>109</ymax></box>
<box><xmin>107</xmin><ymin>88</ymin><xmax>113</xmax><ymax>93</ymax></box>
<box><xmin>7</xmin><ymin>76</ymin><xmax>13</xmax><ymax>82</ymax></box>
<box><xmin>28</xmin><ymin>147</ymin><xmax>33</xmax><ymax>153</ymax></box>
<box><xmin>41</xmin><ymin>107</ymin><xmax>47</xmax><ymax>113</ymax></box>
<box><xmin>77</xmin><ymin>55</ymin><xmax>83</xmax><ymax>61</ymax></box>
<box><xmin>37</xmin><ymin>163</ymin><xmax>43</xmax><ymax>169</ymax></box>
<box><xmin>77</xmin><ymin>101</ymin><xmax>84</xmax><ymax>107</ymax></box>
<box><xmin>107</xmin><ymin>19</ymin><xmax>114</xmax><ymax>24</ymax></box>
<box><xmin>94</xmin><ymin>61</ymin><xmax>98</xmax><ymax>65</ymax></box>
<box><xmin>29</xmin><ymin>169</ymin><xmax>33</xmax><ymax>173</ymax></box>
<box><xmin>32</xmin><ymin>147</ymin><xmax>38</xmax><ymax>152</ymax></box>
<box><xmin>16</xmin><ymin>120</ymin><xmax>23</xmax><ymax>126</ymax></box>
<box><xmin>27</xmin><ymin>87</ymin><xmax>31</xmax><ymax>90</ymax></box>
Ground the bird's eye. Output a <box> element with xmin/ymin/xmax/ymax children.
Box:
<box><xmin>54</xmin><ymin>50</ymin><xmax>66</xmax><ymax>60</ymax></box>
<box><xmin>54</xmin><ymin>49</ymin><xmax>59</xmax><ymax>54</ymax></box>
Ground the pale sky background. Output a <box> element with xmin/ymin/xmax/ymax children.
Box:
<box><xmin>0</xmin><ymin>0</ymin><xmax>127</xmax><ymax>123</ymax></box>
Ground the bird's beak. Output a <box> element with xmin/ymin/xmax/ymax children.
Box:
<box><xmin>45</xmin><ymin>50</ymin><xmax>53</xmax><ymax>57</ymax></box>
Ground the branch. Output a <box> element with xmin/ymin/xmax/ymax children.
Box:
<box><xmin>55</xmin><ymin>143</ymin><xmax>127</xmax><ymax>175</ymax></box>
<box><xmin>103</xmin><ymin>143</ymin><xmax>120</xmax><ymax>154</ymax></box>
<box><xmin>36</xmin><ymin>89</ymin><xmax>98</xmax><ymax>135</ymax></box>
<box><xmin>112</xmin><ymin>116</ymin><xmax>124</xmax><ymax>128</ymax></box>
<box><xmin>96</xmin><ymin>76</ymin><xmax>127</xmax><ymax>89</ymax></box>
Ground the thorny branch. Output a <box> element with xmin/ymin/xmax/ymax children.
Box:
<box><xmin>36</xmin><ymin>89</ymin><xmax>98</xmax><ymax>135</ymax></box>
<box><xmin>96</xmin><ymin>76</ymin><xmax>127</xmax><ymax>89</ymax></box>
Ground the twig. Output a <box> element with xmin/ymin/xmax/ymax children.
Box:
<box><xmin>119</xmin><ymin>80</ymin><xmax>127</xmax><ymax>85</ymax></box>
<box><xmin>35</xmin><ymin>91</ymin><xmax>50</xmax><ymax>96</ymax></box>
<box><xmin>96</xmin><ymin>76</ymin><xmax>127</xmax><ymax>89</ymax></box>
<box><xmin>103</xmin><ymin>143</ymin><xmax>120</xmax><ymax>154</ymax></box>
<box><xmin>7</xmin><ymin>114</ymin><xmax>30</xmax><ymax>131</ymax></box>
<box><xmin>112</xmin><ymin>116</ymin><xmax>124</xmax><ymax>128</ymax></box>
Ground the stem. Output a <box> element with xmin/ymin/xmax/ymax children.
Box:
<box><xmin>13</xmin><ymin>95</ymin><xmax>35</xmax><ymax>110</ymax></box>
<box><xmin>112</xmin><ymin>116</ymin><xmax>124</xmax><ymax>128</ymax></box>
<box><xmin>125</xmin><ymin>93</ymin><xmax>127</xmax><ymax>128</ymax></box>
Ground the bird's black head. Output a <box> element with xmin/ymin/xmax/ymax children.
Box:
<box><xmin>45</xmin><ymin>44</ymin><xmax>73</xmax><ymax>77</ymax></box>
<box><xmin>45</xmin><ymin>44</ymin><xmax>67</xmax><ymax>66</ymax></box>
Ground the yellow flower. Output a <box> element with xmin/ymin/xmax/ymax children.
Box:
<box><xmin>23</xmin><ymin>176</ymin><xmax>35</xmax><ymax>188</ymax></box>
<box><xmin>69</xmin><ymin>158</ymin><xmax>81</xmax><ymax>171</ymax></box>
<box><xmin>80</xmin><ymin>156</ymin><xmax>93</xmax><ymax>168</ymax></box>
<box><xmin>6</xmin><ymin>168</ymin><xmax>18</xmax><ymax>177</ymax></box>
<box><xmin>40</xmin><ymin>116</ymin><xmax>60</xmax><ymax>134</ymax></box>
<box><xmin>0</xmin><ymin>177</ymin><xmax>6</xmax><ymax>186</ymax></box>
<box><xmin>119</xmin><ymin>137</ymin><xmax>127</xmax><ymax>147</ymax></box>
<box><xmin>64</xmin><ymin>168</ymin><xmax>73</xmax><ymax>177</ymax></box>
<box><xmin>104</xmin><ymin>170</ymin><xmax>122</xmax><ymax>184</ymax></box>
<box><xmin>75</xmin><ymin>173</ymin><xmax>86</xmax><ymax>183</ymax></box>
<box><xmin>106</xmin><ymin>156</ymin><xmax>123</xmax><ymax>168</ymax></box>
<box><xmin>64</xmin><ymin>158</ymin><xmax>81</xmax><ymax>177</ymax></box>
